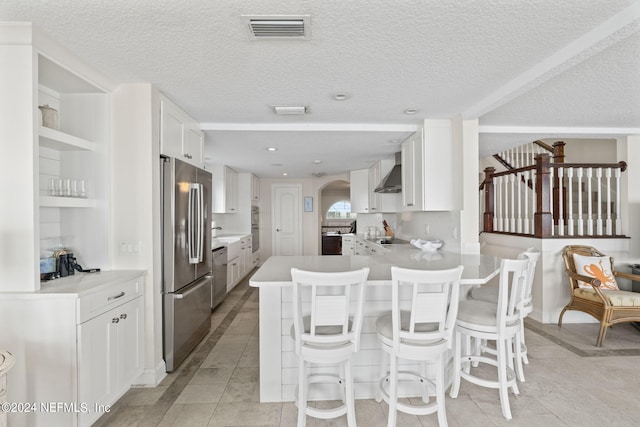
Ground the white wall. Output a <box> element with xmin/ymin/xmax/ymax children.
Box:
<box><xmin>111</xmin><ymin>83</ymin><xmax>165</xmax><ymax>385</ymax></box>
<box><xmin>258</xmin><ymin>173</ymin><xmax>349</xmax><ymax>259</ymax></box>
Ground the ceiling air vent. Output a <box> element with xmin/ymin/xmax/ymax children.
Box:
<box><xmin>243</xmin><ymin>15</ymin><xmax>311</xmax><ymax>39</ymax></box>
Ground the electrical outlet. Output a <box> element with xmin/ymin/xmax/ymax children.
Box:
<box><xmin>425</xmin><ymin>224</ymin><xmax>430</xmax><ymax>235</ymax></box>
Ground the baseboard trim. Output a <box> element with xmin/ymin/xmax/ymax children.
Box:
<box><xmin>133</xmin><ymin>360</ymin><xmax>167</xmax><ymax>387</ymax></box>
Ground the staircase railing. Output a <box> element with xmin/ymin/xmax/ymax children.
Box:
<box><xmin>481</xmin><ymin>153</ymin><xmax>627</xmax><ymax>238</ymax></box>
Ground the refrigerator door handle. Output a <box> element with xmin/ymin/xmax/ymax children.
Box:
<box><xmin>197</xmin><ymin>183</ymin><xmax>204</xmax><ymax>263</ymax></box>
<box><xmin>188</xmin><ymin>183</ymin><xmax>200</xmax><ymax>264</ymax></box>
<box><xmin>173</xmin><ymin>276</ymin><xmax>210</xmax><ymax>299</ymax></box>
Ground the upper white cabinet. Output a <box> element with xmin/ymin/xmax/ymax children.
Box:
<box><xmin>212</xmin><ymin>165</ymin><xmax>239</xmax><ymax>213</ymax></box>
<box><xmin>350</xmin><ymin>169</ymin><xmax>369</xmax><ymax>213</ymax></box>
<box><xmin>251</xmin><ymin>173</ymin><xmax>260</xmax><ymax>202</ymax></box>
<box><xmin>401</xmin><ymin>120</ymin><xmax>455</xmax><ymax>211</ymax></box>
<box><xmin>350</xmin><ymin>159</ymin><xmax>399</xmax><ymax>213</ymax></box>
<box><xmin>160</xmin><ymin>96</ymin><xmax>204</xmax><ymax>167</ymax></box>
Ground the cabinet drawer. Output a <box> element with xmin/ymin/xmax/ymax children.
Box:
<box><xmin>78</xmin><ymin>278</ymin><xmax>143</xmax><ymax>323</ymax></box>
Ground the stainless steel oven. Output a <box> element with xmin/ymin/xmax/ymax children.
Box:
<box><xmin>251</xmin><ymin>206</ymin><xmax>259</xmax><ymax>252</ymax></box>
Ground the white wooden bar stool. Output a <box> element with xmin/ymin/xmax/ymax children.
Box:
<box><xmin>469</xmin><ymin>249</ymin><xmax>540</xmax><ymax>381</ymax></box>
<box><xmin>450</xmin><ymin>258</ymin><xmax>528</xmax><ymax>420</ymax></box>
<box><xmin>375</xmin><ymin>265</ymin><xmax>464</xmax><ymax>427</ymax></box>
<box><xmin>1</xmin><ymin>351</ymin><xmax>15</xmax><ymax>427</ymax></box>
<box><xmin>290</xmin><ymin>267</ymin><xmax>369</xmax><ymax>427</ymax></box>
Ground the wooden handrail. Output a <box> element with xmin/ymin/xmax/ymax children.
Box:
<box><xmin>533</xmin><ymin>140</ymin><xmax>554</xmax><ymax>152</ymax></box>
<box><xmin>550</xmin><ymin>161</ymin><xmax>627</xmax><ymax>171</ymax></box>
<box><xmin>492</xmin><ymin>164</ymin><xmax>536</xmax><ymax>178</ymax></box>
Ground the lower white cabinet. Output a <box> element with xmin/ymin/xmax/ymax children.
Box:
<box><xmin>77</xmin><ymin>296</ymin><xmax>143</xmax><ymax>426</ymax></box>
<box><xmin>341</xmin><ymin>235</ymin><xmax>355</xmax><ymax>256</ymax></box>
<box><xmin>224</xmin><ymin>235</ymin><xmax>254</xmax><ymax>291</ymax></box>
<box><xmin>0</xmin><ymin>271</ymin><xmax>144</xmax><ymax>427</ymax></box>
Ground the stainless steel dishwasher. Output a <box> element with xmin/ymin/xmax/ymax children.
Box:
<box><xmin>211</xmin><ymin>246</ymin><xmax>228</xmax><ymax>310</ymax></box>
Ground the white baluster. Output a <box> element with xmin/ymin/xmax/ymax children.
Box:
<box><xmin>606</xmin><ymin>168</ymin><xmax>612</xmax><ymax>235</ymax></box>
<box><xmin>549</xmin><ymin>168</ymin><xmax>555</xmax><ymax>236</ymax></box>
<box><xmin>587</xmin><ymin>168</ymin><xmax>594</xmax><ymax>235</ymax></box>
<box><xmin>576</xmin><ymin>168</ymin><xmax>584</xmax><ymax>236</ymax></box>
<box><xmin>496</xmin><ymin>176</ymin><xmax>502</xmax><ymax>231</ymax></box>
<box><xmin>523</xmin><ymin>170</ymin><xmax>530</xmax><ymax>234</ymax></box>
<box><xmin>615</xmin><ymin>167</ymin><xmax>621</xmax><ymax>235</ymax></box>
<box><xmin>516</xmin><ymin>172</ymin><xmax>523</xmax><ymax>233</ymax></box>
<box><xmin>509</xmin><ymin>173</ymin><xmax>516</xmax><ymax>232</ymax></box>
<box><xmin>531</xmin><ymin>169</ymin><xmax>536</xmax><ymax>234</ymax></box>
<box><xmin>557</xmin><ymin>167</ymin><xmax>565</xmax><ymax>236</ymax></box>
<box><xmin>596</xmin><ymin>168</ymin><xmax>603</xmax><ymax>235</ymax></box>
<box><xmin>567</xmin><ymin>168</ymin><xmax>574</xmax><ymax>236</ymax></box>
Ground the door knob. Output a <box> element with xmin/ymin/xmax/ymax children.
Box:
<box><xmin>276</xmin><ymin>228</ymin><xmax>280</xmax><ymax>232</ymax></box>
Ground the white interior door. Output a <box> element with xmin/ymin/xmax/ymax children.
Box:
<box><xmin>272</xmin><ymin>184</ymin><xmax>302</xmax><ymax>256</ymax></box>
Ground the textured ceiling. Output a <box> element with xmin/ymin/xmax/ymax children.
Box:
<box><xmin>2</xmin><ymin>0</ymin><xmax>639</xmax><ymax>177</ymax></box>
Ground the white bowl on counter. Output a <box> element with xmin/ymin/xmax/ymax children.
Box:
<box><xmin>410</xmin><ymin>239</ymin><xmax>444</xmax><ymax>252</ymax></box>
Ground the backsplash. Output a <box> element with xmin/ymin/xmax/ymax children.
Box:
<box><xmin>355</xmin><ymin>211</ymin><xmax>461</xmax><ymax>252</ymax></box>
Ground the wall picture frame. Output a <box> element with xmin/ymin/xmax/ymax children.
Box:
<box><xmin>304</xmin><ymin>196</ymin><xmax>313</xmax><ymax>212</ymax></box>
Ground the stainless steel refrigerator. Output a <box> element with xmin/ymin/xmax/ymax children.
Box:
<box><xmin>161</xmin><ymin>157</ymin><xmax>212</xmax><ymax>372</ymax></box>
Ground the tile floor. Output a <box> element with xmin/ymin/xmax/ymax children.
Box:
<box><xmin>95</xmin><ymin>274</ymin><xmax>640</xmax><ymax>427</ymax></box>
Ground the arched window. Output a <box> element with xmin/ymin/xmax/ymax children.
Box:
<box><xmin>326</xmin><ymin>200</ymin><xmax>356</xmax><ymax>219</ymax></box>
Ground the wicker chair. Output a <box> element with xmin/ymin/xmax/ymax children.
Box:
<box><xmin>559</xmin><ymin>245</ymin><xmax>640</xmax><ymax>346</ymax></box>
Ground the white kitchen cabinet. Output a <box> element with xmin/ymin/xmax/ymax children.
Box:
<box><xmin>251</xmin><ymin>174</ymin><xmax>260</xmax><ymax>202</ymax></box>
<box><xmin>341</xmin><ymin>235</ymin><xmax>355</xmax><ymax>256</ymax></box>
<box><xmin>350</xmin><ymin>160</ymin><xmax>399</xmax><ymax>214</ymax></box>
<box><xmin>350</xmin><ymin>169</ymin><xmax>369</xmax><ymax>213</ymax></box>
<box><xmin>0</xmin><ymin>271</ymin><xmax>144</xmax><ymax>427</ymax></box>
<box><xmin>401</xmin><ymin>120</ymin><xmax>455</xmax><ymax>211</ymax></box>
<box><xmin>77</xmin><ymin>294</ymin><xmax>143</xmax><ymax>427</ymax></box>
<box><xmin>241</xmin><ymin>236</ymin><xmax>253</xmax><ymax>276</ymax></box>
<box><xmin>160</xmin><ymin>96</ymin><xmax>204</xmax><ymax>167</ymax></box>
<box><xmin>212</xmin><ymin>165</ymin><xmax>239</xmax><ymax>213</ymax></box>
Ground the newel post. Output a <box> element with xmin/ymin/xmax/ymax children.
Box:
<box><xmin>552</xmin><ymin>141</ymin><xmax>565</xmax><ymax>164</ymax></box>
<box><xmin>534</xmin><ymin>153</ymin><xmax>553</xmax><ymax>237</ymax></box>
<box><xmin>483</xmin><ymin>167</ymin><xmax>495</xmax><ymax>233</ymax></box>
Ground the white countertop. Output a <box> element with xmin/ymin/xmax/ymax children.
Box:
<box><xmin>249</xmin><ymin>249</ymin><xmax>500</xmax><ymax>287</ymax></box>
<box><xmin>0</xmin><ymin>270</ymin><xmax>145</xmax><ymax>299</ymax></box>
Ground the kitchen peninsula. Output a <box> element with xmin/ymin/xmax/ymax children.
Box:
<box><xmin>249</xmin><ymin>245</ymin><xmax>501</xmax><ymax>403</ymax></box>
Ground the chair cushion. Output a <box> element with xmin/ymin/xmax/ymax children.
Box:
<box><xmin>375</xmin><ymin>311</ymin><xmax>441</xmax><ymax>345</ymax></box>
<box><xmin>456</xmin><ymin>300</ymin><xmax>499</xmax><ymax>327</ymax></box>
<box><xmin>573</xmin><ymin>288</ymin><xmax>640</xmax><ymax>307</ymax></box>
<box><xmin>290</xmin><ymin>315</ymin><xmax>353</xmax><ymax>347</ymax></box>
<box><xmin>572</xmin><ymin>254</ymin><xmax>619</xmax><ymax>290</ymax></box>
<box><xmin>469</xmin><ymin>286</ymin><xmax>499</xmax><ymax>304</ymax></box>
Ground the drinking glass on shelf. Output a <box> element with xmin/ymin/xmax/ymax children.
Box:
<box><xmin>71</xmin><ymin>179</ymin><xmax>78</xmax><ymax>197</ymax></box>
<box><xmin>64</xmin><ymin>178</ymin><xmax>72</xmax><ymax>197</ymax></box>
<box><xmin>79</xmin><ymin>180</ymin><xmax>87</xmax><ymax>198</ymax></box>
<box><xmin>48</xmin><ymin>178</ymin><xmax>57</xmax><ymax>196</ymax></box>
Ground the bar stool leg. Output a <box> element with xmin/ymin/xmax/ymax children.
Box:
<box><xmin>449</xmin><ymin>330</ymin><xmax>461</xmax><ymax>398</ymax></box>
<box><xmin>497</xmin><ymin>338</ymin><xmax>512</xmax><ymax>420</ymax></box>
<box><xmin>436</xmin><ymin>352</ymin><xmax>448</xmax><ymax>427</ymax></box>
<box><xmin>345</xmin><ymin>360</ymin><xmax>356</xmax><ymax>427</ymax></box>
<box><xmin>387</xmin><ymin>354</ymin><xmax>398</xmax><ymax>427</ymax></box>
<box><xmin>297</xmin><ymin>359</ymin><xmax>307</xmax><ymax>427</ymax></box>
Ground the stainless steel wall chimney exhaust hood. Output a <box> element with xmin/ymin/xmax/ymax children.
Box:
<box><xmin>374</xmin><ymin>152</ymin><xmax>402</xmax><ymax>193</ymax></box>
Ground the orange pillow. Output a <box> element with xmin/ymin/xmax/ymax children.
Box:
<box><xmin>572</xmin><ymin>254</ymin><xmax>619</xmax><ymax>290</ymax></box>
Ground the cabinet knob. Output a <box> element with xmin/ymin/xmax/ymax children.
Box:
<box><xmin>407</xmin><ymin>203</ymin><xmax>414</xmax><ymax>207</ymax></box>
<box><xmin>120</xmin><ymin>314</ymin><xmax>128</xmax><ymax>320</ymax></box>
<box><xmin>112</xmin><ymin>318</ymin><xmax>120</xmax><ymax>324</ymax></box>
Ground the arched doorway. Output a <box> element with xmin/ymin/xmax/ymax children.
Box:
<box><xmin>319</xmin><ymin>180</ymin><xmax>356</xmax><ymax>255</ymax></box>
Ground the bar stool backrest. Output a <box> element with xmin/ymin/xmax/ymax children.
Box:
<box><xmin>291</xmin><ymin>267</ymin><xmax>369</xmax><ymax>354</ymax></box>
<box><xmin>497</xmin><ymin>258</ymin><xmax>529</xmax><ymax>333</ymax></box>
<box><xmin>390</xmin><ymin>265</ymin><xmax>464</xmax><ymax>351</ymax></box>
<box><xmin>518</xmin><ymin>249</ymin><xmax>540</xmax><ymax>314</ymax></box>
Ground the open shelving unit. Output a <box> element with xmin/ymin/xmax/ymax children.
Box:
<box><xmin>37</xmin><ymin>53</ymin><xmax>109</xmax><ymax>268</ymax></box>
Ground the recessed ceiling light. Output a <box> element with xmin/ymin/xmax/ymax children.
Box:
<box><xmin>404</xmin><ymin>108</ymin><xmax>418</xmax><ymax>115</ymax></box>
<box><xmin>282</xmin><ymin>172</ymin><xmax>288</xmax><ymax>176</ymax></box>
<box><xmin>388</xmin><ymin>139</ymin><xmax>400</xmax><ymax>144</ymax></box>
<box><xmin>333</xmin><ymin>93</ymin><xmax>350</xmax><ymax>101</ymax></box>
<box><xmin>272</xmin><ymin>163</ymin><xmax>283</xmax><ymax>167</ymax></box>
<box><xmin>312</xmin><ymin>172</ymin><xmax>326</xmax><ymax>177</ymax></box>
<box><xmin>266</xmin><ymin>147</ymin><xmax>278</xmax><ymax>152</ymax></box>
<box><xmin>313</xmin><ymin>159</ymin><xmax>322</xmax><ymax>164</ymax></box>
